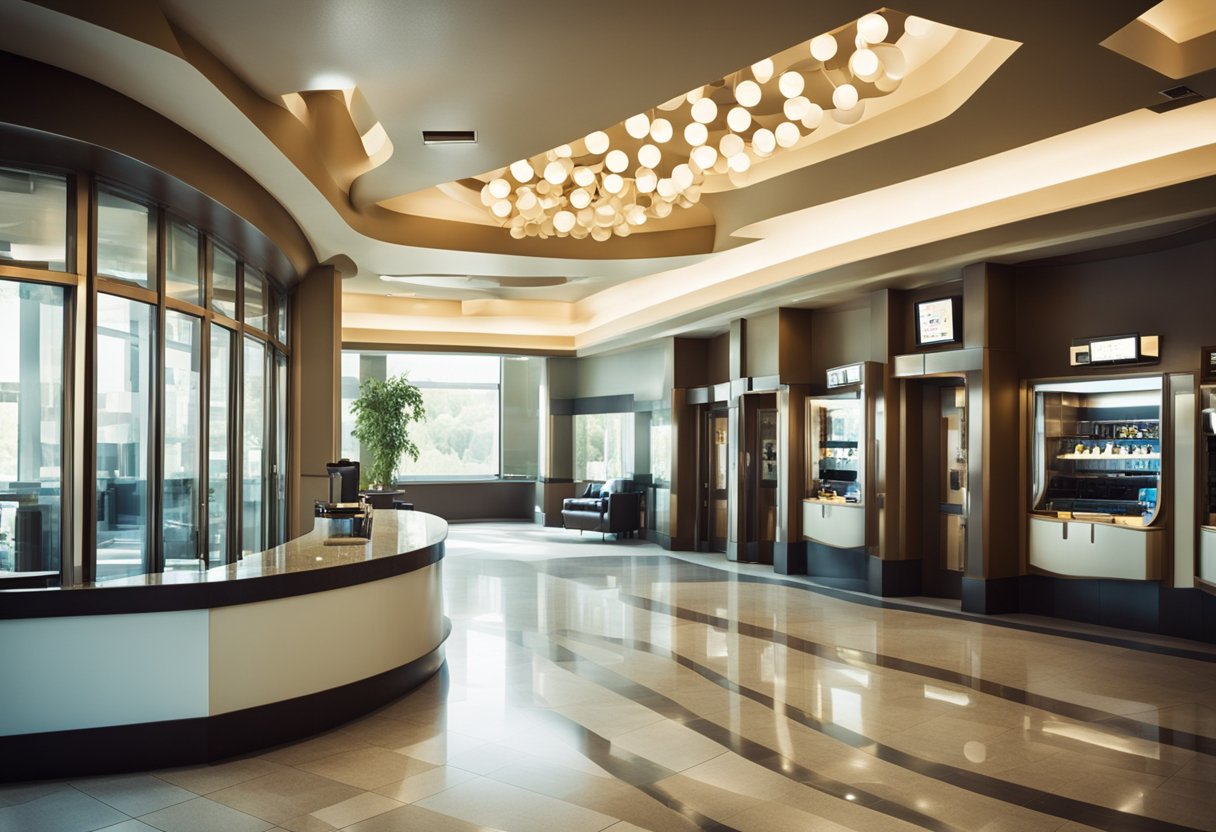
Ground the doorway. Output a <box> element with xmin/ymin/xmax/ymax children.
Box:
<box><xmin>740</xmin><ymin>393</ymin><xmax>777</xmax><ymax>564</ymax></box>
<box><xmin>704</xmin><ymin>407</ymin><xmax>729</xmax><ymax>553</ymax></box>
<box><xmin>919</xmin><ymin>378</ymin><xmax>967</xmax><ymax>598</ymax></box>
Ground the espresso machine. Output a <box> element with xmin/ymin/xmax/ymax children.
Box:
<box><xmin>315</xmin><ymin>459</ymin><xmax>373</xmax><ymax>539</ymax></box>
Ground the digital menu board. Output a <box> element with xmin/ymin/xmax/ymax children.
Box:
<box><xmin>915</xmin><ymin>297</ymin><xmax>960</xmax><ymax>346</ymax></box>
<box><xmin>1088</xmin><ymin>335</ymin><xmax>1139</xmax><ymax>364</ymax></box>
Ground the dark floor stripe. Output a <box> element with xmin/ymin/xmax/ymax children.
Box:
<box><xmin>560</xmin><ymin>628</ymin><xmax>1205</xmax><ymax>832</ymax></box>
<box><xmin>616</xmin><ymin>591</ymin><xmax>1216</xmax><ymax>758</ymax></box>
<box><xmin>534</xmin><ymin>554</ymin><xmax>1216</xmax><ymax>663</ymax></box>
<box><xmin>512</xmin><ymin>630</ymin><xmax>968</xmax><ymax>832</ymax></box>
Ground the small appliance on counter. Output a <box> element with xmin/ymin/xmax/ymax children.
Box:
<box><xmin>315</xmin><ymin>459</ymin><xmax>373</xmax><ymax>543</ymax></box>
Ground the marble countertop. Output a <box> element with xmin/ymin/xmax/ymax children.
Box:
<box><xmin>93</xmin><ymin>509</ymin><xmax>448</xmax><ymax>588</ymax></box>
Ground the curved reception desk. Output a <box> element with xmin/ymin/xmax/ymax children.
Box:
<box><xmin>0</xmin><ymin>510</ymin><xmax>448</xmax><ymax>781</ymax></box>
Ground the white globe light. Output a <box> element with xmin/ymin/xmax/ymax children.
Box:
<box><xmin>584</xmin><ymin>131</ymin><xmax>610</xmax><ymax>155</ymax></box>
<box><xmin>488</xmin><ymin>178</ymin><xmax>511</xmax><ymax>199</ymax></box>
<box><xmin>570</xmin><ymin>188</ymin><xmax>592</xmax><ymax>209</ymax></box>
<box><xmin>516</xmin><ymin>189</ymin><xmax>537</xmax><ymax>211</ymax></box>
<box><xmin>635</xmin><ymin>168</ymin><xmax>658</xmax><ymax>193</ymax></box>
<box><xmin>508</xmin><ymin>160</ymin><xmax>534</xmax><ymax>183</ymax></box>
<box><xmin>857</xmin><ymin>12</ymin><xmax>889</xmax><ymax>44</ymax></box>
<box><xmin>750</xmin><ymin>58</ymin><xmax>774</xmax><ymax>84</ymax></box>
<box><xmin>555</xmin><ymin>144</ymin><xmax>573</xmax><ymax>158</ymax></box>
<box><xmin>672</xmin><ymin>163</ymin><xmax>694</xmax><ymax>190</ymax></box>
<box><xmin>719</xmin><ymin>133</ymin><xmax>745</xmax><ymax>158</ymax></box>
<box><xmin>751</xmin><ymin>128</ymin><xmax>776</xmax><ymax>156</ymax></box>
<box><xmin>850</xmin><ymin>48</ymin><xmax>880</xmax><ymax>80</ymax></box>
<box><xmin>735</xmin><ymin>79</ymin><xmax>762</xmax><ymax>108</ymax></box>
<box><xmin>833</xmin><ymin>83</ymin><xmax>859</xmax><ymax>110</ymax></box>
<box><xmin>783</xmin><ymin>96</ymin><xmax>811</xmax><ymax>121</ymax></box>
<box><xmin>650</xmin><ymin>118</ymin><xmax>673</xmax><ymax>144</ymax></box>
<box><xmin>553</xmin><ymin>210</ymin><xmax>576</xmax><ymax>233</ymax></box>
<box><xmin>624</xmin><ymin>113</ymin><xmax>650</xmax><ymax>139</ymax></box>
<box><xmin>728</xmin><ymin>153</ymin><xmax>751</xmax><ymax>173</ymax></box>
<box><xmin>544</xmin><ymin>160</ymin><xmax>568</xmax><ymax>185</ymax></box>
<box><xmin>684</xmin><ymin>121</ymin><xmax>708</xmax><ymax>147</ymax></box>
<box><xmin>774</xmin><ymin>121</ymin><xmax>801</xmax><ymax>148</ymax></box>
<box><xmin>479</xmin><ymin>185</ymin><xmax>493</xmax><ymax>206</ymax></box>
<box><xmin>656</xmin><ymin>178</ymin><xmax>676</xmax><ymax>199</ymax></box>
<box><xmin>653</xmin><ymin>200</ymin><xmax>673</xmax><ymax>218</ymax></box>
<box><xmin>605</xmin><ymin>149</ymin><xmax>629</xmax><ymax>173</ymax></box>
<box><xmin>573</xmin><ymin>166</ymin><xmax>595</xmax><ymax>187</ymax></box>
<box><xmin>491</xmin><ymin>199</ymin><xmax>512</xmax><ymax>218</ymax></box>
<box><xmin>614</xmin><ymin>223</ymin><xmax>632</xmax><ymax>237</ymax></box>
<box><xmin>691</xmin><ymin>144</ymin><xmax>717</xmax><ymax>170</ymax></box>
<box><xmin>727</xmin><ymin>106</ymin><xmax>752</xmax><ymax>133</ymax></box>
<box><xmin>691</xmin><ymin>97</ymin><xmax>718</xmax><ymax>124</ymax></box>
<box><xmin>626</xmin><ymin>205</ymin><xmax>647</xmax><ymax>226</ymax></box>
<box><xmin>590</xmin><ymin>226</ymin><xmax>611</xmax><ymax>241</ymax></box>
<box><xmin>904</xmin><ymin>15</ymin><xmax>932</xmax><ymax>37</ymax></box>
<box><xmin>686</xmin><ymin>86</ymin><xmax>705</xmax><ymax>104</ymax></box>
<box><xmin>810</xmin><ymin>33</ymin><xmax>838</xmax><ymax>62</ymax></box>
<box><xmin>801</xmin><ymin>102</ymin><xmax>825</xmax><ymax>129</ymax></box>
<box><xmin>602</xmin><ymin>173</ymin><xmax>624</xmax><ymax>194</ymax></box>
<box><xmin>594</xmin><ymin>205</ymin><xmax>616</xmax><ymax>227</ymax></box>
<box><xmin>778</xmin><ymin>71</ymin><xmax>805</xmax><ymax>98</ymax></box>
<box><xmin>637</xmin><ymin>143</ymin><xmax>662</xmax><ymax>169</ymax></box>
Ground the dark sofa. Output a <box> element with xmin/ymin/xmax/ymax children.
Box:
<box><xmin>561</xmin><ymin>478</ymin><xmax>642</xmax><ymax>538</ymax></box>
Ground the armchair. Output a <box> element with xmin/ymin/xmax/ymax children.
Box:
<box><xmin>561</xmin><ymin>478</ymin><xmax>642</xmax><ymax>539</ymax></box>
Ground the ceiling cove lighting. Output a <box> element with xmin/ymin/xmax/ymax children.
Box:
<box><xmin>478</xmin><ymin>9</ymin><xmax>936</xmax><ymax>241</ymax></box>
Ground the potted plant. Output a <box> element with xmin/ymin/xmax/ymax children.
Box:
<box><xmin>350</xmin><ymin>374</ymin><xmax>426</xmax><ymax>491</ymax></box>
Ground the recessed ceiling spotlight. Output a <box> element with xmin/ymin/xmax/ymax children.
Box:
<box><xmin>421</xmin><ymin>130</ymin><xmax>477</xmax><ymax>144</ymax></box>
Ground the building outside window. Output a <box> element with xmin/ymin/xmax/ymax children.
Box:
<box><xmin>0</xmin><ymin>280</ymin><xmax>64</xmax><ymax>574</ymax></box>
<box><xmin>574</xmin><ymin>412</ymin><xmax>633</xmax><ymax>482</ymax></box>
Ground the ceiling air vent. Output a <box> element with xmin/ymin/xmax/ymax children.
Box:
<box><xmin>422</xmin><ymin>130</ymin><xmax>477</xmax><ymax>145</ymax></box>
<box><xmin>1148</xmin><ymin>85</ymin><xmax>1204</xmax><ymax>113</ymax></box>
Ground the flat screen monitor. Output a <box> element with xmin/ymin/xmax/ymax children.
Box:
<box><xmin>326</xmin><ymin>459</ymin><xmax>360</xmax><ymax>502</ymax></box>
<box><xmin>1088</xmin><ymin>334</ymin><xmax>1139</xmax><ymax>364</ymax></box>
<box><xmin>915</xmin><ymin>296</ymin><xmax>961</xmax><ymax>347</ymax></box>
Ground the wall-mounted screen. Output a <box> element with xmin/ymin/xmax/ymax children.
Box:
<box><xmin>915</xmin><ymin>296</ymin><xmax>961</xmax><ymax>347</ymax></box>
<box><xmin>1088</xmin><ymin>335</ymin><xmax>1139</xmax><ymax>364</ymax></box>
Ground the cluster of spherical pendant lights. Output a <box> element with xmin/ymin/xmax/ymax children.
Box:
<box><xmin>479</xmin><ymin>12</ymin><xmax>934</xmax><ymax>241</ymax></box>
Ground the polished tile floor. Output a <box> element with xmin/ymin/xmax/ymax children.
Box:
<box><xmin>3</xmin><ymin>522</ymin><xmax>1216</xmax><ymax>832</ymax></box>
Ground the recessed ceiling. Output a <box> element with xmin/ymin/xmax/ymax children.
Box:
<box><xmin>1</xmin><ymin>0</ymin><xmax>1214</xmax><ymax>355</ymax></box>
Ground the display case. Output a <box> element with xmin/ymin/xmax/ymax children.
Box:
<box><xmin>804</xmin><ymin>393</ymin><xmax>865</xmax><ymax>550</ymax></box>
<box><xmin>1029</xmin><ymin>376</ymin><xmax>1164</xmax><ymax>579</ymax></box>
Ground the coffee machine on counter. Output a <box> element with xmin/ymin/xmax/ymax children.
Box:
<box><xmin>315</xmin><ymin>458</ymin><xmax>373</xmax><ymax>539</ymax></box>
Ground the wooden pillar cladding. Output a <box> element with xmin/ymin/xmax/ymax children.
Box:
<box><xmin>670</xmin><ymin>387</ymin><xmax>699</xmax><ymax>551</ymax></box>
<box><xmin>960</xmin><ymin>263</ymin><xmax>1020</xmax><ymax>613</ymax></box>
<box><xmin>291</xmin><ymin>264</ymin><xmax>341</xmax><ymax>537</ymax></box>
<box><xmin>778</xmin><ymin>308</ymin><xmax>814</xmax><ymax>385</ymax></box>
<box><xmin>775</xmin><ymin>383</ymin><xmax>810</xmax><ymax>573</ymax></box>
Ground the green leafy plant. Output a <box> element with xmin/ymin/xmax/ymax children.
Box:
<box><xmin>350</xmin><ymin>374</ymin><xmax>426</xmax><ymax>488</ymax></box>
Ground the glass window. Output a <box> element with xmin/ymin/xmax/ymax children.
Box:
<box><xmin>208</xmin><ymin>325</ymin><xmax>231</xmax><ymax>567</ymax></box>
<box><xmin>501</xmin><ymin>356</ymin><xmax>541</xmax><ymax>479</ymax></box>
<box><xmin>275</xmin><ymin>351</ymin><xmax>287</xmax><ymax>544</ymax></box>
<box><xmin>95</xmin><ymin>294</ymin><xmax>153</xmax><ymax>580</ymax></box>
<box><xmin>244</xmin><ymin>266</ymin><xmax>266</xmax><ymax>331</ymax></box>
<box><xmin>276</xmin><ymin>293</ymin><xmax>288</xmax><ymax>345</ymax></box>
<box><xmin>0</xmin><ymin>167</ymin><xmax>67</xmax><ymax>271</ymax></box>
<box><xmin>166</xmin><ymin>221</ymin><xmax>201</xmax><ymax>305</ymax></box>
<box><xmin>574</xmin><ymin>412</ymin><xmax>633</xmax><ymax>482</ymax></box>
<box><xmin>211</xmin><ymin>245</ymin><xmax>237</xmax><ymax>319</ymax></box>
<box><xmin>163</xmin><ymin>311</ymin><xmax>201</xmax><ymax>571</ymax></box>
<box><xmin>0</xmin><ymin>280</ymin><xmax>64</xmax><ymax>574</ymax></box>
<box><xmin>97</xmin><ymin>191</ymin><xmax>152</xmax><ymax>289</ymax></box>
<box><xmin>242</xmin><ymin>336</ymin><xmax>266</xmax><ymax>556</ymax></box>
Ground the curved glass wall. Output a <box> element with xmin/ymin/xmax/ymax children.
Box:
<box><xmin>0</xmin><ymin>167</ymin><xmax>292</xmax><ymax>584</ymax></box>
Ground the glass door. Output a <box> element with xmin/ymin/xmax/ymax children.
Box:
<box><xmin>707</xmin><ymin>409</ymin><xmax>728</xmax><ymax>552</ymax></box>
<box><xmin>939</xmin><ymin>385</ymin><xmax>967</xmax><ymax>573</ymax></box>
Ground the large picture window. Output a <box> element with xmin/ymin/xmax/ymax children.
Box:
<box><xmin>342</xmin><ymin>351</ymin><xmax>506</xmax><ymax>480</ymax></box>
<box><xmin>574</xmin><ymin>412</ymin><xmax>633</xmax><ymax>482</ymax></box>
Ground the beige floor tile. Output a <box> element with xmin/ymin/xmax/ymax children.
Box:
<box><xmin>155</xmin><ymin>759</ymin><xmax>289</xmax><ymax>796</ymax></box>
<box><xmin>342</xmin><ymin>802</ymin><xmax>508</xmax><ymax>831</ymax></box>
<box><xmin>0</xmin><ymin>780</ymin><xmax>70</xmax><ymax>807</ymax></box>
<box><xmin>257</xmin><ymin>731</ymin><xmax>372</xmax><ymax>767</ymax></box>
<box><xmin>415</xmin><ymin>777</ymin><xmax>617</xmax><ymax>832</ymax></box>
<box><xmin>373</xmin><ymin>766</ymin><xmax>480</xmax><ymax>804</ymax></box>
<box><xmin>0</xmin><ymin>788</ymin><xmax>128</xmax><ymax>832</ymax></box>
<box><xmin>137</xmin><ymin>795</ymin><xmax>273</xmax><ymax>832</ymax></box>
<box><xmin>609</xmin><ymin>720</ymin><xmax>727</xmax><ymax>773</ymax></box>
<box><xmin>297</xmin><ymin>746</ymin><xmax>435</xmax><ymax>790</ymax></box>
<box><xmin>280</xmin><ymin>791</ymin><xmax>403</xmax><ymax>832</ymax></box>
<box><xmin>71</xmin><ymin>773</ymin><xmax>196</xmax><ymax>817</ymax></box>
<box><xmin>206</xmin><ymin>769</ymin><xmax>364</xmax><ymax>825</ymax></box>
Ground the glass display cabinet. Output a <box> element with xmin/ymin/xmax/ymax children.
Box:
<box><xmin>803</xmin><ymin>393</ymin><xmax>865</xmax><ymax>552</ymax></box>
<box><xmin>1029</xmin><ymin>376</ymin><xmax>1164</xmax><ymax>580</ymax></box>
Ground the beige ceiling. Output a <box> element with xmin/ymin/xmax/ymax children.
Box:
<box><xmin>2</xmin><ymin>0</ymin><xmax>1215</xmax><ymax>353</ymax></box>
